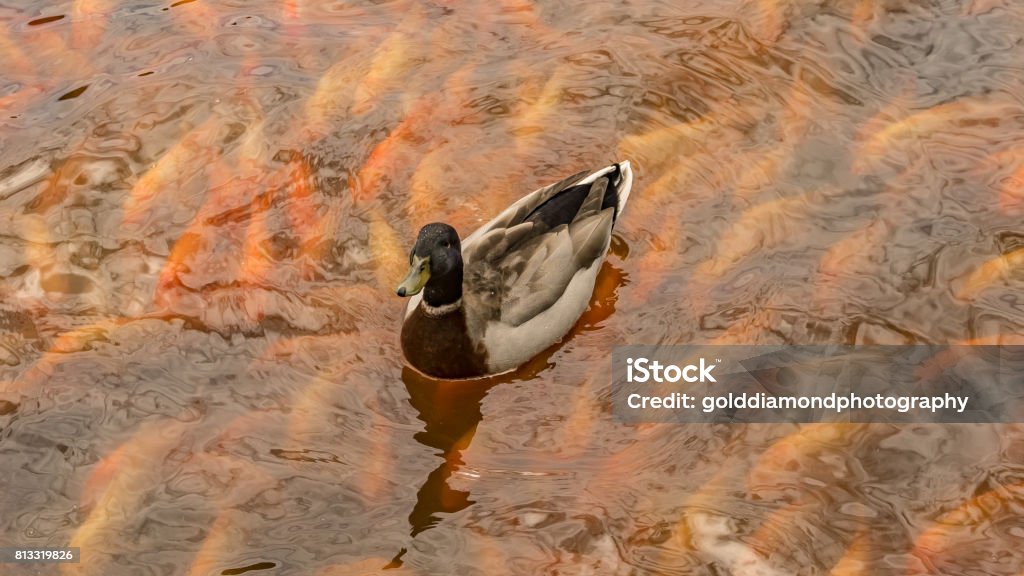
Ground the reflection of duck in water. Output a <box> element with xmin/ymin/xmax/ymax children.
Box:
<box><xmin>387</xmin><ymin>255</ymin><xmax>629</xmax><ymax>569</ymax></box>
<box><xmin>396</xmin><ymin>161</ymin><xmax>634</xmax><ymax>379</ymax></box>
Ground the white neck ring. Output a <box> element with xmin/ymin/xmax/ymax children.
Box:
<box><xmin>421</xmin><ymin>298</ymin><xmax>462</xmax><ymax>317</ymax></box>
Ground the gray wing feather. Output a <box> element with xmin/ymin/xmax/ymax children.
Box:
<box><xmin>495</xmin><ymin>178</ymin><xmax>616</xmax><ymax>326</ymax></box>
<box><xmin>463</xmin><ymin>167</ymin><xmax>617</xmax><ymax>330</ymax></box>
<box><xmin>465</xmin><ymin>221</ymin><xmax>536</xmax><ymax>264</ymax></box>
<box><xmin>499</xmin><ymin>226</ymin><xmax>577</xmax><ymax>326</ymax></box>
<box><xmin>461</xmin><ymin>169</ymin><xmax>591</xmax><ymax>247</ymax></box>
<box><xmin>578</xmin><ymin>178</ymin><xmax>608</xmax><ymax>216</ymax></box>
<box><xmin>569</xmin><ymin>209</ymin><xmax>614</xmax><ymax>265</ymax></box>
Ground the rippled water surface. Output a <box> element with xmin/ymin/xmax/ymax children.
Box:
<box><xmin>2</xmin><ymin>0</ymin><xmax>1024</xmax><ymax>574</ymax></box>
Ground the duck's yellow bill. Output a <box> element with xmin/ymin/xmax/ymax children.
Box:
<box><xmin>396</xmin><ymin>255</ymin><xmax>430</xmax><ymax>297</ymax></box>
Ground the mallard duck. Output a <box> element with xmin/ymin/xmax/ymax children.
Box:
<box><xmin>396</xmin><ymin>160</ymin><xmax>634</xmax><ymax>379</ymax></box>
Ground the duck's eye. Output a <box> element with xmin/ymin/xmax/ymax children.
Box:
<box><xmin>443</xmin><ymin>241</ymin><xmax>450</xmax><ymax>248</ymax></box>
<box><xmin>420</xmin><ymin>262</ymin><xmax>427</xmax><ymax>272</ymax></box>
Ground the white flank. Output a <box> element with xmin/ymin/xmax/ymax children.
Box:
<box><xmin>616</xmin><ymin>160</ymin><xmax>633</xmax><ymax>216</ymax></box>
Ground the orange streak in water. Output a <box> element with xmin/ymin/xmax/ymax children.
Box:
<box><xmin>511</xmin><ymin>65</ymin><xmax>568</xmax><ymax>147</ymax></box>
<box><xmin>813</xmin><ymin>218</ymin><xmax>889</xmax><ymax>309</ymax></box>
<box><xmin>850</xmin><ymin>0</ymin><xmax>878</xmax><ymax>35</ymax></box>
<box><xmin>282</xmin><ymin>335</ymin><xmax>354</xmax><ymax>444</ymax></box>
<box><xmin>358</xmin><ymin>403</ymin><xmax>398</xmax><ymax>504</ymax></box>
<box><xmin>369</xmin><ymin>208</ymin><xmax>407</xmax><ymax>291</ymax></box>
<box><xmin>70</xmin><ymin>0</ymin><xmax>112</xmax><ymax>51</ymax></box>
<box><xmin>167</xmin><ymin>0</ymin><xmax>221</xmax><ymax>39</ymax></box>
<box><xmin>736</xmin><ymin>78</ymin><xmax>815</xmax><ymax>200</ymax></box>
<box><xmin>817</xmin><ymin>219</ymin><xmax>888</xmax><ymax>279</ymax></box>
<box><xmin>186</xmin><ymin>510</ymin><xmax>237</xmax><ymax>576</ymax></box>
<box><xmin>3</xmin><ymin>319</ymin><xmax>123</xmax><ymax>404</ymax></box>
<box><xmin>0</xmin><ymin>25</ymin><xmax>36</xmax><ymax>78</ymax></box>
<box><xmin>616</xmin><ymin>120</ymin><xmax>719</xmax><ymax>304</ymax></box>
<box><xmin>404</xmin><ymin>63</ymin><xmax>491</xmax><ymax>231</ymax></box>
<box><xmin>849</xmin><ymin>85</ymin><xmax>919</xmax><ymax>173</ymax></box>
<box><xmin>828</xmin><ymin>528</ymin><xmax>873</xmax><ymax>576</ymax></box>
<box><xmin>954</xmin><ymin>247</ymin><xmax>1024</xmax><ymax>301</ymax></box>
<box><xmin>17</xmin><ymin>19</ymin><xmax>95</xmax><ymax>83</ymax></box>
<box><xmin>240</xmin><ymin>210</ymin><xmax>275</xmax><ymax>285</ymax></box>
<box><xmin>19</xmin><ymin>212</ymin><xmax>53</xmax><ymax>284</ymax></box>
<box><xmin>154</xmin><ymin>228</ymin><xmax>203</xmax><ymax>309</ymax></box>
<box><xmin>964</xmin><ymin>0</ymin><xmax>1010</xmax><ymax>15</ymax></box>
<box><xmin>705</xmin><ymin>321</ymin><xmax>755</xmax><ymax>345</ymax></box>
<box><xmin>555</xmin><ymin>366</ymin><xmax>604</xmax><ymax>460</ymax></box>
<box><xmin>979</xmin><ymin>147</ymin><xmax>1024</xmax><ymax>215</ymax></box>
<box><xmin>747</xmin><ymin>425</ymin><xmax>854</xmax><ymax>486</ymax></box>
<box><xmin>353</xmin><ymin>94</ymin><xmax>440</xmax><ymax>204</ymax></box>
<box><xmin>616</xmin><ymin>116</ymin><xmax>715</xmax><ymax>189</ymax></box>
<box><xmin>278</xmin><ymin>154</ymin><xmax>336</xmax><ymax>276</ymax></box>
<box><xmin>234</xmin><ymin>114</ymin><xmax>279</xmax><ymax>287</ymax></box>
<box><xmin>180</xmin><ymin>412</ymin><xmax>285</xmax><ymax>575</ymax></box>
<box><xmin>407</xmin><ymin>144</ymin><xmax>465</xmax><ymax>231</ymax></box>
<box><xmin>352</xmin><ymin>9</ymin><xmax>426</xmax><ymax>115</ymax></box>
<box><xmin>471</xmin><ymin>531</ymin><xmax>513</xmax><ymax>575</ymax></box>
<box><xmin>303</xmin><ymin>40</ymin><xmax>377</xmax><ymax>140</ymax></box>
<box><xmin>275</xmin><ymin>330</ymin><xmax>400</xmax><ymax>503</ymax></box>
<box><xmin>854</xmin><ymin>95</ymin><xmax>1016</xmax><ymax>176</ymax></box>
<box><xmin>123</xmin><ymin>115</ymin><xmax>221</xmax><ymax>230</ymax></box>
<box><xmin>629</xmin><ymin>210</ymin><xmax>683</xmax><ymax>305</ymax></box>
<box><xmin>317</xmin><ymin>557</ymin><xmax>421</xmax><ymax>575</ymax></box>
<box><xmin>753</xmin><ymin>0</ymin><xmax>787</xmax><ymax>44</ymax></box>
<box><xmin>694</xmin><ymin>189</ymin><xmax>821</xmax><ymax>281</ymax></box>
<box><xmin>1001</xmin><ymin>162</ymin><xmax>1024</xmax><ymax>215</ymax></box>
<box><xmin>282</xmin><ymin>155</ymin><xmax>316</xmax><ymax>231</ymax></box>
<box><xmin>151</xmin><ymin>92</ymin><xmax>267</xmax><ymax>312</ymax></box>
<box><xmin>739</xmin><ymin>425</ymin><xmax>869</xmax><ymax>568</ymax></box>
<box><xmin>746</xmin><ymin>502</ymin><xmax>813</xmax><ymax>560</ymax></box>
<box><xmin>79</xmin><ymin>442</ymin><xmax>126</xmax><ymax>512</ymax></box>
<box><xmin>910</xmin><ymin>481</ymin><xmax>1024</xmax><ymax>571</ymax></box>
<box><xmin>67</xmin><ymin>420</ymin><xmax>189</xmax><ymax>574</ymax></box>
<box><xmin>210</xmin><ymin>127</ymin><xmax>269</xmax><ymax>221</ymax></box>
<box><xmin>489</xmin><ymin>0</ymin><xmax>548</xmax><ymax>30</ymax></box>
<box><xmin>671</xmin><ymin>436</ymin><xmax>753</xmax><ymax>553</ymax></box>
<box><xmin>0</xmin><ymin>85</ymin><xmax>49</xmax><ymax>120</ymax></box>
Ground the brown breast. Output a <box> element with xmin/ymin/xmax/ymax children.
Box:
<box><xmin>400</xmin><ymin>305</ymin><xmax>490</xmax><ymax>379</ymax></box>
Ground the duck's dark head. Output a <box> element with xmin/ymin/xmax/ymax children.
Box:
<box><xmin>395</xmin><ymin>223</ymin><xmax>462</xmax><ymax>300</ymax></box>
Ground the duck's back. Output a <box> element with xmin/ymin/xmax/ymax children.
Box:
<box><xmin>459</xmin><ymin>161</ymin><xmax>634</xmax><ymax>374</ymax></box>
